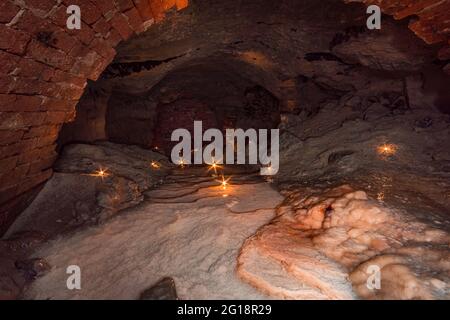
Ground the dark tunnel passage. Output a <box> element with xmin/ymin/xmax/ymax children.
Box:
<box><xmin>59</xmin><ymin>62</ymin><xmax>281</xmax><ymax>155</ymax></box>
<box><xmin>1</xmin><ymin>0</ymin><xmax>450</xmax><ymax>301</ymax></box>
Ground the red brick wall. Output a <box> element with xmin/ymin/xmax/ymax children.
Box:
<box><xmin>0</xmin><ymin>0</ymin><xmax>189</xmax><ymax>234</ymax></box>
<box><xmin>345</xmin><ymin>0</ymin><xmax>450</xmax><ymax>72</ymax></box>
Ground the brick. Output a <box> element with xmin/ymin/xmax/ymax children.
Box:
<box><xmin>176</xmin><ymin>0</ymin><xmax>188</xmax><ymax>10</ymax></box>
<box><xmin>10</xmin><ymin>95</ymin><xmax>43</xmax><ymax>112</ymax></box>
<box><xmin>62</xmin><ymin>0</ymin><xmax>102</xmax><ymax>24</ymax></box>
<box><xmin>70</xmin><ymin>50</ymin><xmax>106</xmax><ymax>80</ymax></box>
<box><xmin>0</xmin><ymin>51</ymin><xmax>19</xmax><ymax>75</ymax></box>
<box><xmin>0</xmin><ymin>130</ymin><xmax>24</xmax><ymax>146</ymax></box>
<box><xmin>25</xmin><ymin>0</ymin><xmax>59</xmax><ymax>14</ymax></box>
<box><xmin>17</xmin><ymin>168</ymin><xmax>52</xmax><ymax>194</ymax></box>
<box><xmin>0</xmin><ymin>112</ymin><xmax>47</xmax><ymax>130</ymax></box>
<box><xmin>90</xmin><ymin>38</ymin><xmax>116</xmax><ymax>60</ymax></box>
<box><xmin>10</xmin><ymin>77</ymin><xmax>42</xmax><ymax>95</ymax></box>
<box><xmin>68</xmin><ymin>39</ymin><xmax>90</xmax><ymax>58</ymax></box>
<box><xmin>23</xmin><ymin>125</ymin><xmax>51</xmax><ymax>139</ymax></box>
<box><xmin>0</xmin><ymin>163</ymin><xmax>30</xmax><ymax>186</ymax></box>
<box><xmin>0</xmin><ymin>25</ymin><xmax>31</xmax><ymax>55</ymax></box>
<box><xmin>12</xmin><ymin>78</ymin><xmax>62</xmax><ymax>98</ymax></box>
<box><xmin>0</xmin><ymin>94</ymin><xmax>17</xmax><ymax>110</ymax></box>
<box><xmin>47</xmin><ymin>29</ymin><xmax>78</xmax><ymax>54</ymax></box>
<box><xmin>28</xmin><ymin>155</ymin><xmax>57</xmax><ymax>174</ymax></box>
<box><xmin>26</xmin><ymin>40</ymin><xmax>74</xmax><ymax>71</ymax></box>
<box><xmin>15</xmin><ymin>58</ymin><xmax>46</xmax><ymax>80</ymax></box>
<box><xmin>14</xmin><ymin>9</ymin><xmax>58</xmax><ymax>34</ymax></box>
<box><xmin>36</xmin><ymin>133</ymin><xmax>58</xmax><ymax>147</ymax></box>
<box><xmin>92</xmin><ymin>17</ymin><xmax>112</xmax><ymax>36</ymax></box>
<box><xmin>0</xmin><ymin>1</ymin><xmax>21</xmax><ymax>24</ymax></box>
<box><xmin>133</xmin><ymin>0</ymin><xmax>154</xmax><ymax>21</ymax></box>
<box><xmin>56</xmin><ymin>83</ymin><xmax>85</xmax><ymax>101</ymax></box>
<box><xmin>114</xmin><ymin>0</ymin><xmax>135</xmax><ymax>12</ymax></box>
<box><xmin>40</xmin><ymin>66</ymin><xmax>56</xmax><ymax>82</ymax></box>
<box><xmin>65</xmin><ymin>110</ymin><xmax>76</xmax><ymax>122</ymax></box>
<box><xmin>105</xmin><ymin>28</ymin><xmax>123</xmax><ymax>47</ymax></box>
<box><xmin>110</xmin><ymin>13</ymin><xmax>134</xmax><ymax>40</ymax></box>
<box><xmin>93</xmin><ymin>0</ymin><xmax>116</xmax><ymax>16</ymax></box>
<box><xmin>123</xmin><ymin>7</ymin><xmax>144</xmax><ymax>33</ymax></box>
<box><xmin>39</xmin><ymin>144</ymin><xmax>57</xmax><ymax>158</ymax></box>
<box><xmin>42</xmin><ymin>97</ymin><xmax>79</xmax><ymax>112</ymax></box>
<box><xmin>17</xmin><ymin>148</ymin><xmax>41</xmax><ymax>165</ymax></box>
<box><xmin>48</xmin><ymin>4</ymin><xmax>68</xmax><ymax>27</ymax></box>
<box><xmin>67</xmin><ymin>21</ymin><xmax>95</xmax><ymax>46</ymax></box>
<box><xmin>0</xmin><ymin>156</ymin><xmax>18</xmax><ymax>174</ymax></box>
<box><xmin>51</xmin><ymin>71</ymin><xmax>87</xmax><ymax>87</ymax></box>
<box><xmin>45</xmin><ymin>111</ymin><xmax>68</xmax><ymax>124</ymax></box>
<box><xmin>149</xmin><ymin>0</ymin><xmax>166</xmax><ymax>21</ymax></box>
<box><xmin>0</xmin><ymin>75</ymin><xmax>14</xmax><ymax>94</ymax></box>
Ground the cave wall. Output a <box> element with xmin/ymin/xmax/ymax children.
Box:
<box><xmin>106</xmin><ymin>90</ymin><xmax>157</xmax><ymax>147</ymax></box>
<box><xmin>58</xmin><ymin>84</ymin><xmax>110</xmax><ymax>146</ymax></box>
<box><xmin>0</xmin><ymin>0</ymin><xmax>188</xmax><ymax>235</ymax></box>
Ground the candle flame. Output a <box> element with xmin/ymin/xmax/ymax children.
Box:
<box><xmin>208</xmin><ymin>159</ymin><xmax>222</xmax><ymax>174</ymax></box>
<box><xmin>178</xmin><ymin>158</ymin><xmax>186</xmax><ymax>168</ymax></box>
<box><xmin>151</xmin><ymin>161</ymin><xmax>161</xmax><ymax>169</ymax></box>
<box><xmin>92</xmin><ymin>168</ymin><xmax>109</xmax><ymax>179</ymax></box>
<box><xmin>217</xmin><ymin>175</ymin><xmax>230</xmax><ymax>190</ymax></box>
<box><xmin>377</xmin><ymin>143</ymin><xmax>397</xmax><ymax>156</ymax></box>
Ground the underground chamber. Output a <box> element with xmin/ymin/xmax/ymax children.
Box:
<box><xmin>0</xmin><ymin>0</ymin><xmax>450</xmax><ymax>300</ymax></box>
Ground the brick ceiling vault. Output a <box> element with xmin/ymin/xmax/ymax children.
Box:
<box><xmin>345</xmin><ymin>0</ymin><xmax>450</xmax><ymax>65</ymax></box>
<box><xmin>0</xmin><ymin>0</ymin><xmax>449</xmax><ymax>234</ymax></box>
<box><xmin>0</xmin><ymin>0</ymin><xmax>188</xmax><ymax>234</ymax></box>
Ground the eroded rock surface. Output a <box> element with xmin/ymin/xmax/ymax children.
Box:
<box><xmin>6</xmin><ymin>142</ymin><xmax>172</xmax><ymax>238</ymax></box>
<box><xmin>21</xmin><ymin>167</ymin><xmax>283</xmax><ymax>299</ymax></box>
<box><xmin>140</xmin><ymin>277</ymin><xmax>178</xmax><ymax>300</ymax></box>
<box><xmin>238</xmin><ymin>186</ymin><xmax>450</xmax><ymax>299</ymax></box>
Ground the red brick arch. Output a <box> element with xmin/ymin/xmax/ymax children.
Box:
<box><xmin>0</xmin><ymin>0</ymin><xmax>188</xmax><ymax>233</ymax></box>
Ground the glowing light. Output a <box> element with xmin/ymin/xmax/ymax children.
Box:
<box><xmin>207</xmin><ymin>159</ymin><xmax>222</xmax><ymax>174</ymax></box>
<box><xmin>377</xmin><ymin>143</ymin><xmax>397</xmax><ymax>157</ymax></box>
<box><xmin>151</xmin><ymin>161</ymin><xmax>161</xmax><ymax>169</ymax></box>
<box><xmin>92</xmin><ymin>168</ymin><xmax>109</xmax><ymax>179</ymax></box>
<box><xmin>217</xmin><ymin>175</ymin><xmax>231</xmax><ymax>190</ymax></box>
<box><xmin>377</xmin><ymin>192</ymin><xmax>385</xmax><ymax>201</ymax></box>
<box><xmin>178</xmin><ymin>158</ymin><xmax>186</xmax><ymax>168</ymax></box>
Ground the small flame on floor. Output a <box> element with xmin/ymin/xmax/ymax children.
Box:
<box><xmin>377</xmin><ymin>143</ymin><xmax>397</xmax><ymax>157</ymax></box>
<box><xmin>178</xmin><ymin>158</ymin><xmax>186</xmax><ymax>168</ymax></box>
<box><xmin>151</xmin><ymin>161</ymin><xmax>161</xmax><ymax>169</ymax></box>
<box><xmin>92</xmin><ymin>168</ymin><xmax>109</xmax><ymax>179</ymax></box>
<box><xmin>377</xmin><ymin>191</ymin><xmax>385</xmax><ymax>201</ymax></box>
<box><xmin>217</xmin><ymin>175</ymin><xmax>231</xmax><ymax>190</ymax></box>
<box><xmin>208</xmin><ymin>159</ymin><xmax>222</xmax><ymax>174</ymax></box>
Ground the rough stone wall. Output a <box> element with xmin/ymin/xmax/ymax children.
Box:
<box><xmin>0</xmin><ymin>0</ymin><xmax>188</xmax><ymax>234</ymax></box>
<box><xmin>345</xmin><ymin>0</ymin><xmax>450</xmax><ymax>73</ymax></box>
<box><xmin>58</xmin><ymin>84</ymin><xmax>110</xmax><ymax>146</ymax></box>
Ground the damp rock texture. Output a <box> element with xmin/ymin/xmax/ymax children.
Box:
<box><xmin>21</xmin><ymin>167</ymin><xmax>284</xmax><ymax>299</ymax></box>
<box><xmin>6</xmin><ymin>142</ymin><xmax>172</xmax><ymax>238</ymax></box>
<box><xmin>238</xmin><ymin>185</ymin><xmax>450</xmax><ymax>300</ymax></box>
